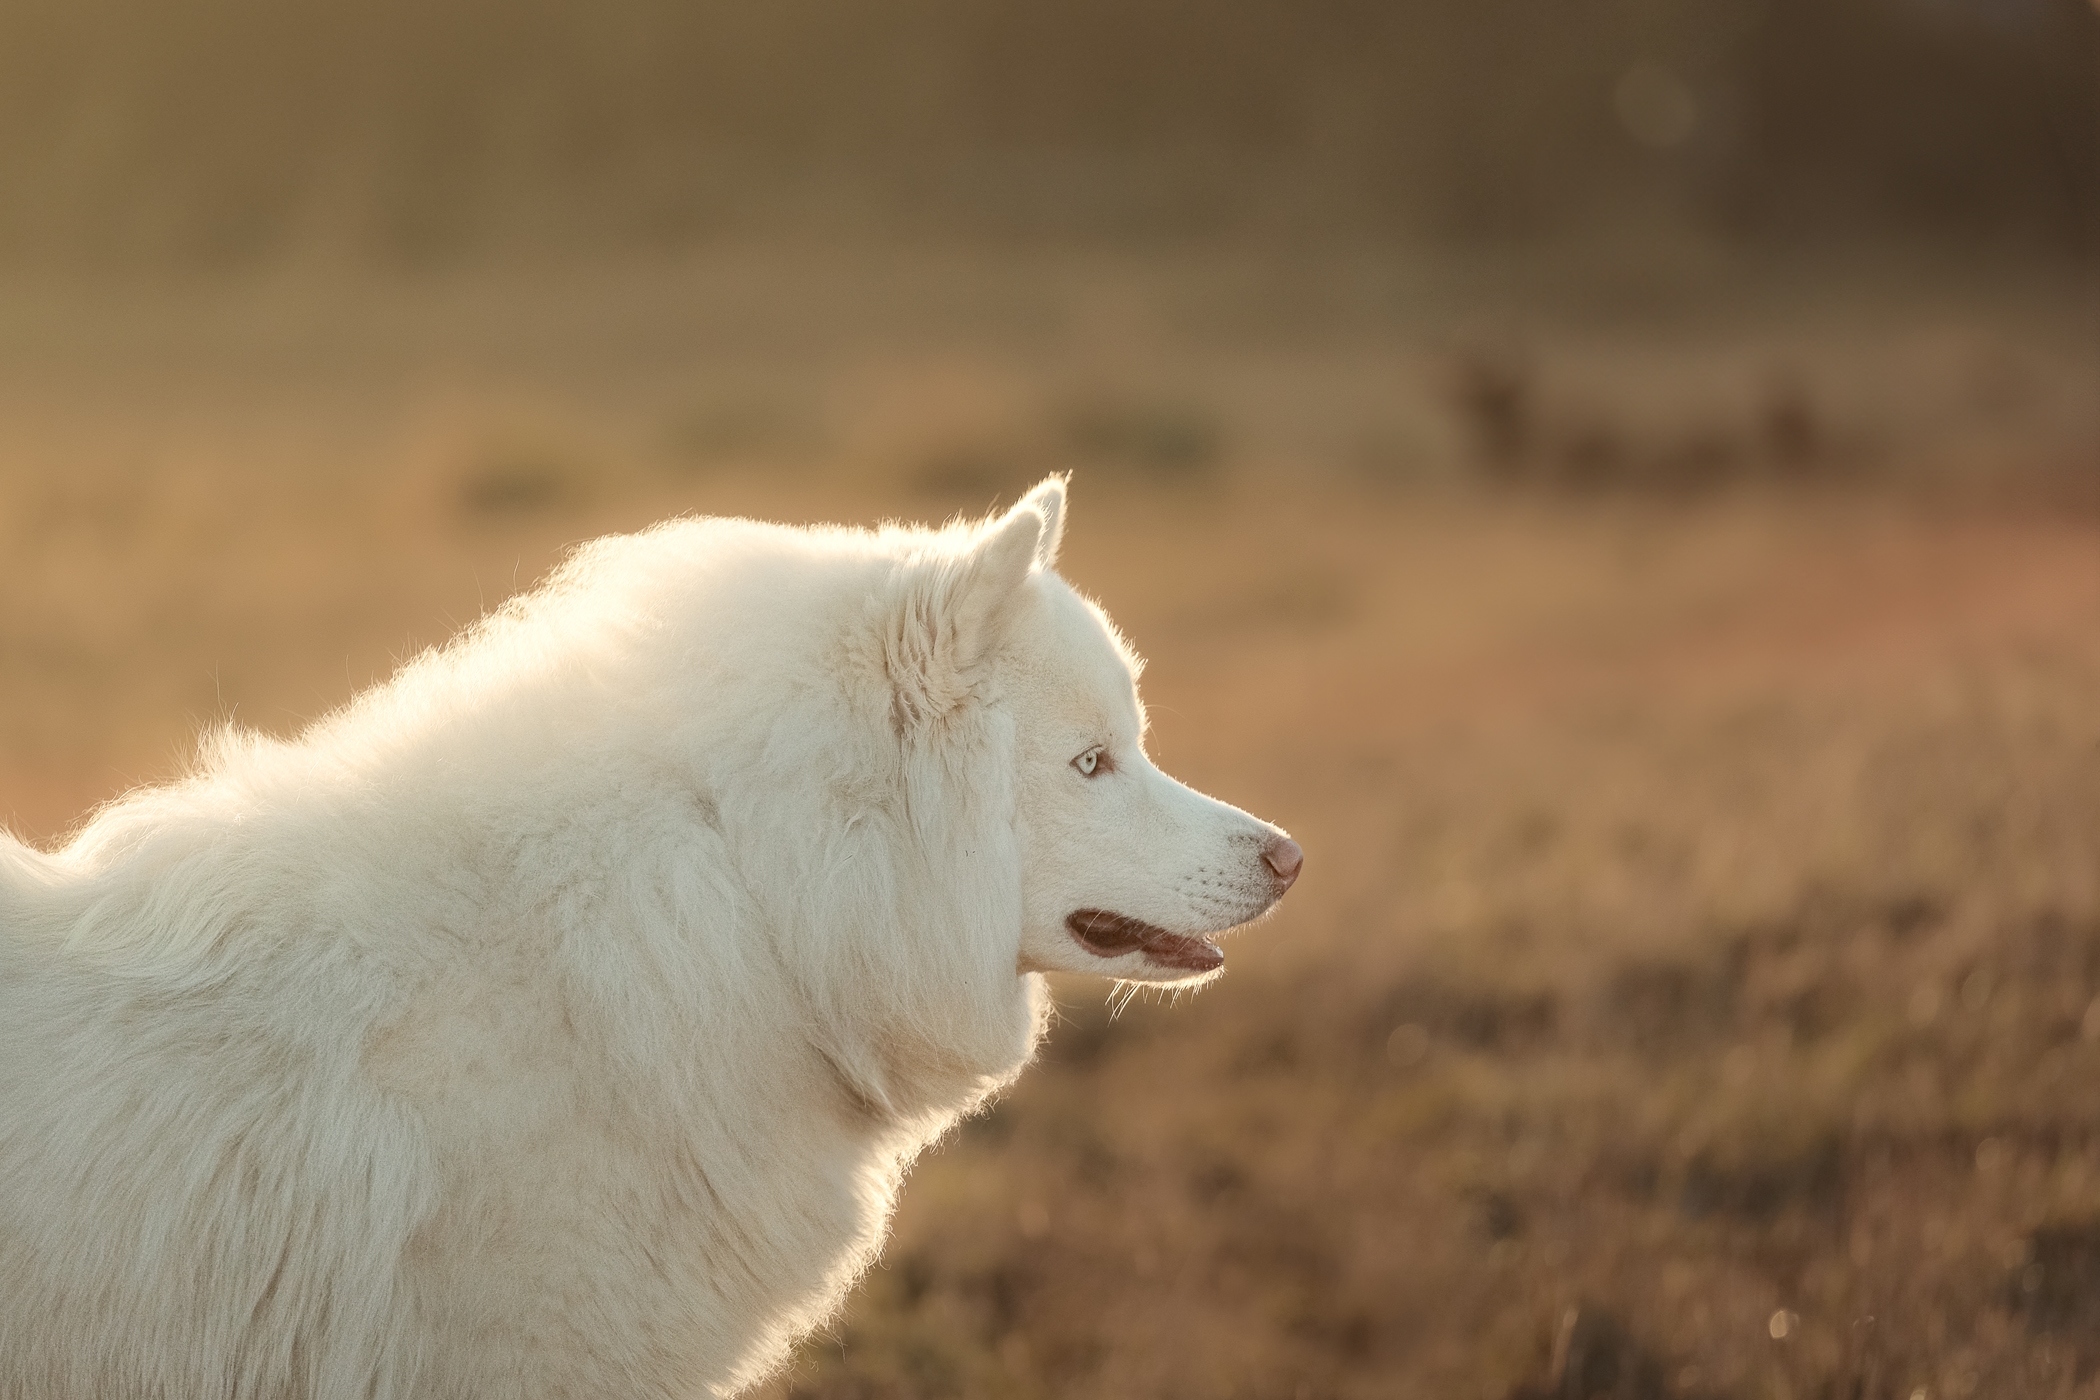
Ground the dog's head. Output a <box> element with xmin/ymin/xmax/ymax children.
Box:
<box><xmin>697</xmin><ymin>475</ymin><xmax>1301</xmax><ymax>1113</ymax></box>
<box><xmin>906</xmin><ymin>477</ymin><xmax>1301</xmax><ymax>989</ymax></box>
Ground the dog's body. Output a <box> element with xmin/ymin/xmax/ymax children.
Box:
<box><xmin>0</xmin><ymin>479</ymin><xmax>1298</xmax><ymax>1398</ymax></box>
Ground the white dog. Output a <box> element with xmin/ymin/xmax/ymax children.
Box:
<box><xmin>0</xmin><ymin>476</ymin><xmax>1300</xmax><ymax>1399</ymax></box>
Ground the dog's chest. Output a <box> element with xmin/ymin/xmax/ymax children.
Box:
<box><xmin>397</xmin><ymin>1044</ymin><xmax>915</xmax><ymax>1396</ymax></box>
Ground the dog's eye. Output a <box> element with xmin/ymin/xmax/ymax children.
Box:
<box><xmin>1072</xmin><ymin>746</ymin><xmax>1109</xmax><ymax>778</ymax></box>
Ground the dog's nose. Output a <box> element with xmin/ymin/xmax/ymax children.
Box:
<box><xmin>1263</xmin><ymin>836</ymin><xmax>1303</xmax><ymax>890</ymax></box>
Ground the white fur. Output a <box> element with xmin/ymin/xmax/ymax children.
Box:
<box><xmin>0</xmin><ymin>478</ymin><xmax>1294</xmax><ymax>1399</ymax></box>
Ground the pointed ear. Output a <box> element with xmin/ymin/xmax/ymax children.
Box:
<box><xmin>1014</xmin><ymin>474</ymin><xmax>1066</xmax><ymax>570</ymax></box>
<box><xmin>886</xmin><ymin>504</ymin><xmax>1044</xmax><ymax>725</ymax></box>
<box><xmin>950</xmin><ymin>502</ymin><xmax>1043</xmax><ymax>674</ymax></box>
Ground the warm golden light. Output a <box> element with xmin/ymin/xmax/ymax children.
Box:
<box><xmin>0</xmin><ymin>1</ymin><xmax>2095</xmax><ymax>1395</ymax></box>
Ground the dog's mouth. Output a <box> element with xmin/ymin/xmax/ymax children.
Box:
<box><xmin>1065</xmin><ymin>910</ymin><xmax>1224</xmax><ymax>975</ymax></box>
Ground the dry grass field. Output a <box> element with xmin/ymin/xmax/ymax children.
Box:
<box><xmin>2</xmin><ymin>251</ymin><xmax>2098</xmax><ymax>1398</ymax></box>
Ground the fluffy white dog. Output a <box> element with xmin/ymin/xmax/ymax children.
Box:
<box><xmin>0</xmin><ymin>477</ymin><xmax>1300</xmax><ymax>1399</ymax></box>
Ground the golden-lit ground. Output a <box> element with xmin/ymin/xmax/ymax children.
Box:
<box><xmin>3</xmin><ymin>252</ymin><xmax>2099</xmax><ymax>1398</ymax></box>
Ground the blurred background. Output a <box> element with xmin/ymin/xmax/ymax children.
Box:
<box><xmin>3</xmin><ymin>1</ymin><xmax>2100</xmax><ymax>1395</ymax></box>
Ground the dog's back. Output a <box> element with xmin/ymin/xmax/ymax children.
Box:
<box><xmin>0</xmin><ymin>823</ymin><xmax>433</xmax><ymax>1399</ymax></box>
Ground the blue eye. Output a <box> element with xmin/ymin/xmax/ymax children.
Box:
<box><xmin>1073</xmin><ymin>747</ymin><xmax>1105</xmax><ymax>777</ymax></box>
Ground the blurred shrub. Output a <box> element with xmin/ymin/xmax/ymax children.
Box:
<box><xmin>665</xmin><ymin>400</ymin><xmax>824</xmax><ymax>472</ymax></box>
<box><xmin>457</xmin><ymin>444</ymin><xmax>587</xmax><ymax>518</ymax></box>
<box><xmin>1444</xmin><ymin>344</ymin><xmax>1859</xmax><ymax>495</ymax></box>
<box><xmin>913</xmin><ymin>445</ymin><xmax>1041</xmax><ymax>503</ymax></box>
<box><xmin>2012</xmin><ymin>1219</ymin><xmax>2100</xmax><ymax>1374</ymax></box>
<box><xmin>1508</xmin><ymin>1305</ymin><xmax>1680</xmax><ymax>1400</ymax></box>
<box><xmin>1058</xmin><ymin>399</ymin><xmax>1222</xmax><ymax>481</ymax></box>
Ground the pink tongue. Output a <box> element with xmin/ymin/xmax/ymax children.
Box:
<box><xmin>1138</xmin><ymin>929</ymin><xmax>1225</xmax><ymax>973</ymax></box>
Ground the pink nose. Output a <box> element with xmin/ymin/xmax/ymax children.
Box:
<box><xmin>1263</xmin><ymin>836</ymin><xmax>1303</xmax><ymax>890</ymax></box>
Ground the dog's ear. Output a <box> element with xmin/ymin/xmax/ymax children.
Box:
<box><xmin>1015</xmin><ymin>474</ymin><xmax>1067</xmax><ymax>570</ymax></box>
<box><xmin>948</xmin><ymin>501</ymin><xmax>1043</xmax><ymax>675</ymax></box>
<box><xmin>887</xmin><ymin>501</ymin><xmax>1044</xmax><ymax>723</ymax></box>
